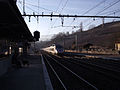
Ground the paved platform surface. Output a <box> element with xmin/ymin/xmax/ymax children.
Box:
<box><xmin>0</xmin><ymin>55</ymin><xmax>46</xmax><ymax>90</ymax></box>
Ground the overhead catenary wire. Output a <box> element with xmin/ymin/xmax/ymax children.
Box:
<box><xmin>50</xmin><ymin>0</ymin><xmax>69</xmax><ymax>28</ymax></box>
<box><xmin>60</xmin><ymin>0</ymin><xmax>69</xmax><ymax>13</ymax></box>
<box><xmin>20</xmin><ymin>0</ymin><xmax>111</xmax><ymax>28</ymax></box>
<box><xmin>77</xmin><ymin>0</ymin><xmax>107</xmax><ymax>28</ymax></box>
<box><xmin>17</xmin><ymin>0</ymin><xmax>120</xmax><ymax>41</ymax></box>
<box><xmin>84</xmin><ymin>0</ymin><xmax>120</xmax><ymax>29</ymax></box>
<box><xmin>60</xmin><ymin>0</ymin><xmax>108</xmax><ymax>32</ymax></box>
<box><xmin>95</xmin><ymin>0</ymin><xmax>120</xmax><ymax>15</ymax></box>
<box><xmin>101</xmin><ymin>9</ymin><xmax>120</xmax><ymax>15</ymax></box>
<box><xmin>82</xmin><ymin>0</ymin><xmax>107</xmax><ymax>15</ymax></box>
<box><xmin>18</xmin><ymin>1</ymin><xmax>39</xmax><ymax>14</ymax></box>
<box><xmin>25</xmin><ymin>0</ymin><xmax>64</xmax><ymax>36</ymax></box>
<box><xmin>85</xmin><ymin>9</ymin><xmax>120</xmax><ymax>28</ymax></box>
<box><xmin>25</xmin><ymin>5</ymin><xmax>39</xmax><ymax>14</ymax></box>
<box><xmin>60</xmin><ymin>0</ymin><xmax>108</xmax><ymax>33</ymax></box>
<box><xmin>47</xmin><ymin>0</ymin><xmax>63</xmax><ymax>35</ymax></box>
<box><xmin>80</xmin><ymin>0</ymin><xmax>120</xmax><ymax>31</ymax></box>
<box><xmin>18</xmin><ymin>0</ymin><xmax>120</xmax><ymax>21</ymax></box>
<box><xmin>55</xmin><ymin>0</ymin><xmax>63</xmax><ymax>13</ymax></box>
<box><xmin>47</xmin><ymin>0</ymin><xmax>69</xmax><ymax>36</ymax></box>
<box><xmin>22</xmin><ymin>2</ymin><xmax>59</xmax><ymax>13</ymax></box>
<box><xmin>22</xmin><ymin>14</ymin><xmax>120</xmax><ymax>18</ymax></box>
<box><xmin>52</xmin><ymin>0</ymin><xmax>106</xmax><ymax>31</ymax></box>
<box><xmin>63</xmin><ymin>0</ymin><xmax>120</xmax><ymax>33</ymax></box>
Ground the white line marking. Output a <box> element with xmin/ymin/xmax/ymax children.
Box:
<box><xmin>41</xmin><ymin>54</ymin><xmax>53</xmax><ymax>90</ymax></box>
<box><xmin>44</xmin><ymin>55</ymin><xmax>67</xmax><ymax>90</ymax></box>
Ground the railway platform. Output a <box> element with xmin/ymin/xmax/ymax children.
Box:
<box><xmin>0</xmin><ymin>54</ymin><xmax>52</xmax><ymax>90</ymax></box>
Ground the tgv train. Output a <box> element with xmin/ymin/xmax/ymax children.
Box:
<box><xmin>43</xmin><ymin>44</ymin><xmax>64</xmax><ymax>55</ymax></box>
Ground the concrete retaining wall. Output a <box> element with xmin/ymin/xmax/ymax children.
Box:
<box><xmin>0</xmin><ymin>56</ymin><xmax>11</xmax><ymax>76</ymax></box>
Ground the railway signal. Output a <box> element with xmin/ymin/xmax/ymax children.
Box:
<box><xmin>34</xmin><ymin>31</ymin><xmax>40</xmax><ymax>41</ymax></box>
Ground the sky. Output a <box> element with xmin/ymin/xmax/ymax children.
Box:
<box><xmin>16</xmin><ymin>0</ymin><xmax>120</xmax><ymax>41</ymax></box>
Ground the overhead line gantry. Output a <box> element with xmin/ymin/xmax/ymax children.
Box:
<box><xmin>22</xmin><ymin>14</ymin><xmax>120</xmax><ymax>18</ymax></box>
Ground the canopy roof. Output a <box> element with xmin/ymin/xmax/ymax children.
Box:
<box><xmin>0</xmin><ymin>0</ymin><xmax>34</xmax><ymax>42</ymax></box>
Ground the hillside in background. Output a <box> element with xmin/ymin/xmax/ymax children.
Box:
<box><xmin>40</xmin><ymin>21</ymin><xmax>120</xmax><ymax>50</ymax></box>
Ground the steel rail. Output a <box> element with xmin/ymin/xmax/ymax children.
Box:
<box><xmin>60</xmin><ymin>56</ymin><xmax>120</xmax><ymax>81</ymax></box>
<box><xmin>73</xmin><ymin>58</ymin><xmax>120</xmax><ymax>74</ymax></box>
<box><xmin>46</xmin><ymin>53</ymin><xmax>98</xmax><ymax>90</ymax></box>
<box><xmin>43</xmin><ymin>55</ymin><xmax>67</xmax><ymax>90</ymax></box>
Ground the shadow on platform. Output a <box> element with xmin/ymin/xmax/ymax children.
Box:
<box><xmin>0</xmin><ymin>55</ymin><xmax>46</xmax><ymax>90</ymax></box>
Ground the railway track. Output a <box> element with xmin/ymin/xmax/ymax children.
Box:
<box><xmin>42</xmin><ymin>51</ymin><xmax>120</xmax><ymax>89</ymax></box>
<box><xmin>42</xmin><ymin>52</ymin><xmax>98</xmax><ymax>90</ymax></box>
<box><xmin>68</xmin><ymin>58</ymin><xmax>120</xmax><ymax>80</ymax></box>
<box><xmin>76</xmin><ymin>57</ymin><xmax>120</xmax><ymax>71</ymax></box>
<box><xmin>62</xmin><ymin>55</ymin><xmax>120</xmax><ymax>80</ymax></box>
<box><xmin>63</xmin><ymin>53</ymin><xmax>120</xmax><ymax>71</ymax></box>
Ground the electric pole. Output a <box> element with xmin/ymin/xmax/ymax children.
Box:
<box><xmin>23</xmin><ymin>0</ymin><xmax>25</xmax><ymax>15</ymax></box>
<box><xmin>102</xmin><ymin>18</ymin><xmax>105</xmax><ymax>27</ymax></box>
<box><xmin>80</xmin><ymin>22</ymin><xmax>83</xmax><ymax>32</ymax></box>
<box><xmin>75</xmin><ymin>35</ymin><xmax>78</xmax><ymax>51</ymax></box>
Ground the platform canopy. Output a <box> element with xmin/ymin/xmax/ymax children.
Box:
<box><xmin>0</xmin><ymin>0</ymin><xmax>34</xmax><ymax>42</ymax></box>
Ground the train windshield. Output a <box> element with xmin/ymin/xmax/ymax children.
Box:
<box><xmin>56</xmin><ymin>45</ymin><xmax>63</xmax><ymax>49</ymax></box>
